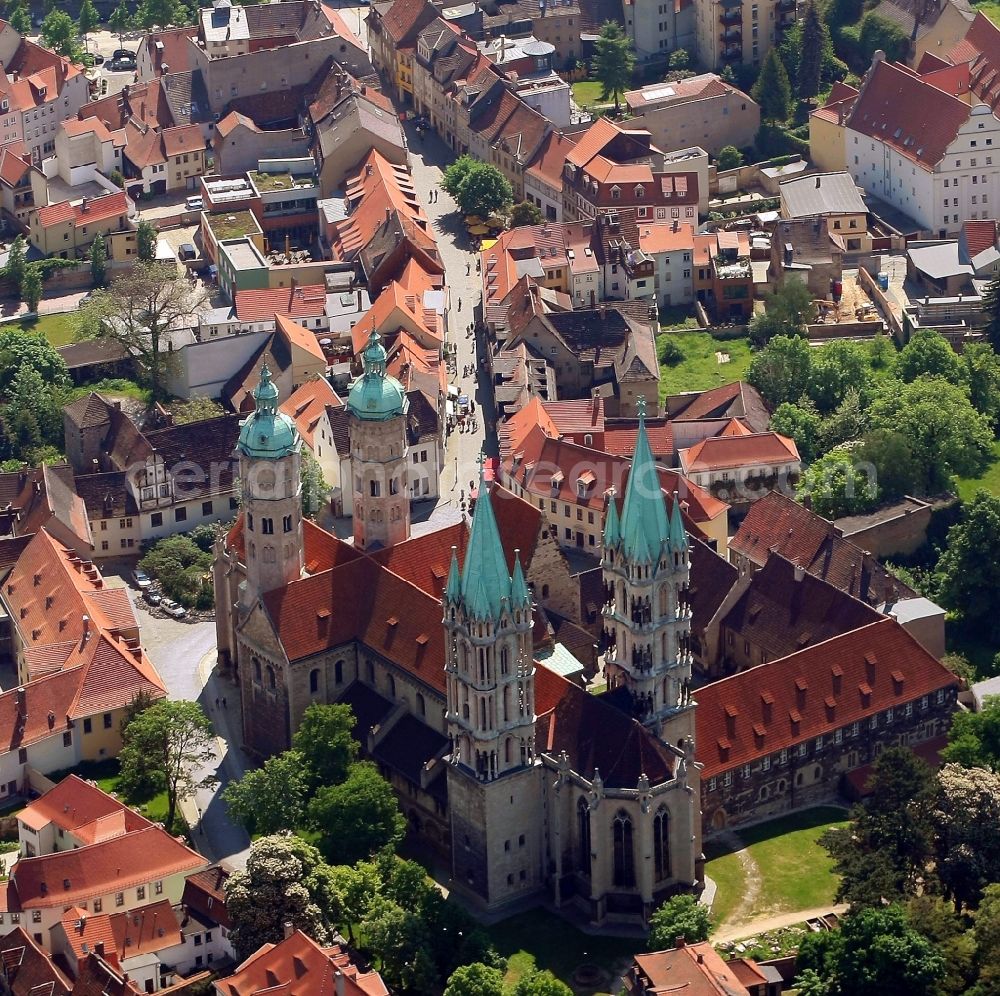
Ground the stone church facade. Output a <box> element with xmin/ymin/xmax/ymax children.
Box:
<box><xmin>214</xmin><ymin>353</ymin><xmax>704</xmax><ymax>925</ymax></box>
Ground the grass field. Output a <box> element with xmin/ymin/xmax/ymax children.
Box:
<box><xmin>491</xmin><ymin>909</ymin><xmax>636</xmax><ymax>995</ymax></box>
<box><xmin>955</xmin><ymin>440</ymin><xmax>1000</xmax><ymax>502</ymax></box>
<box><xmin>657</xmin><ymin>330</ymin><xmax>753</xmax><ymax>399</ymax></box>
<box><xmin>706</xmin><ymin>807</ymin><xmax>849</xmax><ymax>928</ymax></box>
<box><xmin>571</xmin><ymin>80</ymin><xmax>612</xmax><ymax>107</ymax></box>
<box><xmin>5</xmin><ymin>312</ymin><xmax>80</xmax><ymax>347</ymax></box>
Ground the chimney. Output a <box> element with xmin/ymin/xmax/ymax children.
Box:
<box><xmin>815</xmin><ymin>174</ymin><xmax>821</xmax><ymax>188</ymax></box>
<box><xmin>81</xmin><ymin>197</ymin><xmax>88</xmax><ymax>213</ymax></box>
<box><xmin>82</xmin><ymin>614</ymin><xmax>90</xmax><ymax>641</ymax></box>
<box><xmin>94</xmin><ymin>941</ymin><xmax>104</xmax><ymax>957</ymax></box>
<box><xmin>335</xmin><ymin>971</ymin><xmax>346</xmax><ymax>996</ymax></box>
<box><xmin>598</xmin><ymin>303</ymin><xmax>607</xmax><ymax>319</ymax></box>
<box><xmin>283</xmin><ymin>921</ymin><xmax>294</xmax><ymax>939</ymax></box>
<box><xmin>675</xmin><ymin>936</ymin><xmax>686</xmax><ymax>949</ymax></box>
<box><xmin>15</xmin><ymin>686</ymin><xmax>25</xmax><ymax>717</ymax></box>
<box><xmin>385</xmin><ymin>207</ymin><xmax>391</xmax><ymax>223</ymax></box>
<box><xmin>697</xmin><ymin>951</ymin><xmax>705</xmax><ymax>964</ymax></box>
<box><xmin>793</xmin><ymin>563</ymin><xmax>805</xmax><ymax>582</ymax></box>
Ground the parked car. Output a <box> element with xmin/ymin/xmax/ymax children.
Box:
<box><xmin>92</xmin><ymin>53</ymin><xmax>105</xmax><ymax>65</ymax></box>
<box><xmin>131</xmin><ymin>568</ymin><xmax>151</xmax><ymax>590</ymax></box>
<box><xmin>143</xmin><ymin>589</ymin><xmax>161</xmax><ymax>606</ymax></box>
<box><xmin>185</xmin><ymin>196</ymin><xmax>203</xmax><ymax>212</ymax></box>
<box><xmin>178</xmin><ymin>243</ymin><xmax>197</xmax><ymax>261</ymax></box>
<box><xmin>160</xmin><ymin>598</ymin><xmax>187</xmax><ymax>619</ymax></box>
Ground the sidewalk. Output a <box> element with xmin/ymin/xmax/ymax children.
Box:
<box><xmin>712</xmin><ymin>904</ymin><xmax>849</xmax><ymax>943</ymax></box>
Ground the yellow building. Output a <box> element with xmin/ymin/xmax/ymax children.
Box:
<box><xmin>30</xmin><ymin>190</ymin><xmax>134</xmax><ymax>260</ymax></box>
<box><xmin>808</xmin><ymin>82</ymin><xmax>857</xmax><ymax>172</ymax></box>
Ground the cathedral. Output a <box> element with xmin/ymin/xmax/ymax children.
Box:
<box><xmin>213</xmin><ymin>338</ymin><xmax>703</xmax><ymax>925</ymax></box>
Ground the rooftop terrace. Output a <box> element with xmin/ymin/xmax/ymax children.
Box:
<box><xmin>206</xmin><ymin>209</ymin><xmax>261</xmax><ymax>241</ymax></box>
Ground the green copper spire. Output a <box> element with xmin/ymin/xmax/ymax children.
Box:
<box><xmin>445</xmin><ymin>545</ymin><xmax>462</xmax><ymax>603</ymax></box>
<box><xmin>603</xmin><ymin>488</ymin><xmax>621</xmax><ymax>548</ymax></box>
<box><xmin>619</xmin><ymin>398</ymin><xmax>669</xmax><ymax>562</ymax></box>
<box><xmin>669</xmin><ymin>494</ymin><xmax>688</xmax><ymax>552</ymax></box>
<box><xmin>460</xmin><ymin>456</ymin><xmax>513</xmax><ymax>620</ymax></box>
<box><xmin>237</xmin><ymin>363</ymin><xmax>300</xmax><ymax>459</ymax></box>
<box><xmin>347</xmin><ymin>329</ymin><xmax>406</xmax><ymax>421</ymax></box>
<box><xmin>510</xmin><ymin>550</ymin><xmax>530</xmax><ymax>609</ymax></box>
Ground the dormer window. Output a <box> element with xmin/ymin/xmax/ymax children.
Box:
<box><xmin>634</xmin><ymin>184</ymin><xmax>645</xmax><ymax>198</ymax></box>
<box><xmin>611</xmin><ymin>185</ymin><xmax>621</xmax><ymax>199</ymax></box>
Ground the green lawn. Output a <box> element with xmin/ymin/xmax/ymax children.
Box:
<box><xmin>5</xmin><ymin>312</ymin><xmax>81</xmax><ymax>347</ymax></box>
<box><xmin>571</xmin><ymin>80</ymin><xmax>612</xmax><ymax>107</ymax></box>
<box><xmin>491</xmin><ymin>909</ymin><xmax>637</xmax><ymax>995</ymax></box>
<box><xmin>973</xmin><ymin>0</ymin><xmax>1000</xmax><ymax>27</ymax></box>
<box><xmin>657</xmin><ymin>330</ymin><xmax>753</xmax><ymax>399</ymax></box>
<box><xmin>705</xmin><ymin>807</ymin><xmax>849</xmax><ymax>928</ymax></box>
<box><xmin>955</xmin><ymin>440</ymin><xmax>1000</xmax><ymax>502</ymax></box>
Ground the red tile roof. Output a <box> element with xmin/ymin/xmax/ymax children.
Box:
<box><xmin>602</xmin><ymin>418</ymin><xmax>673</xmax><ymax>459</ymax></box>
<box><xmin>18</xmin><ymin>776</ymin><xmax>150</xmax><ymax>840</ymax></box>
<box><xmin>695</xmin><ymin>618</ymin><xmax>957</xmax><ymax>778</ymax></box>
<box><xmin>525</xmin><ymin>128</ymin><xmax>577</xmax><ymax>187</ymax></box>
<box><xmin>36</xmin><ymin>192</ymin><xmax>129</xmax><ymax>230</ymax></box>
<box><xmin>0</xmin><ymin>926</ymin><xmax>72</xmax><ymax>995</ymax></box>
<box><xmin>632</xmin><ymin>942</ymin><xmax>758</xmax><ymax>996</ymax></box>
<box><xmin>274</xmin><ymin>313</ymin><xmax>325</xmax><ymax>362</ymax></box>
<box><xmin>962</xmin><ymin>218</ymin><xmax>997</xmax><ymax>256</ymax></box>
<box><xmin>279</xmin><ymin>377</ymin><xmax>341</xmax><ymax>449</ymax></box>
<box><xmin>234</xmin><ymin>284</ymin><xmax>327</xmax><ymax>322</ymax></box>
<box><xmin>380</xmin><ymin>0</ymin><xmax>436</xmax><ymax>48</ymax></box>
<box><xmin>181</xmin><ymin>865</ymin><xmax>231</xmax><ymax>929</ymax></box>
<box><xmin>60</xmin><ymin>899</ymin><xmax>182</xmax><ymax>966</ymax></box>
<box><xmin>679</xmin><ymin>431</ymin><xmax>799</xmax><ymax>474</ymax></box>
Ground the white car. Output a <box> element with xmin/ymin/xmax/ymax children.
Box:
<box><xmin>160</xmin><ymin>598</ymin><xmax>187</xmax><ymax>619</ymax></box>
<box><xmin>131</xmin><ymin>568</ymin><xmax>151</xmax><ymax>590</ymax></box>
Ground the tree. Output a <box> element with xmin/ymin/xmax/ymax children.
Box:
<box><xmin>89</xmin><ymin>236</ymin><xmax>107</xmax><ymax>288</ymax></box>
<box><xmin>937</xmin><ymin>492</ymin><xmax>1000</xmax><ymax>639</ymax></box>
<box><xmin>809</xmin><ymin>339</ymin><xmax>871</xmax><ymax>413</ymax></box>
<box><xmin>798</xmin><ymin>445</ymin><xmax>878</xmax><ymax>518</ymax></box>
<box><xmin>593</xmin><ymin>20</ymin><xmax>635</xmax><ymax>115</ymax></box>
<box><xmin>41</xmin><ymin>11</ymin><xmax>78</xmax><ymax>58</ymax></box>
<box><xmin>835</xmin><ymin>905</ymin><xmax>945</xmax><ymax>996</ymax></box>
<box><xmin>717</xmin><ymin>145</ymin><xmax>743</xmax><ymax>171</ymax></box>
<box><xmin>748</xmin><ymin>334</ymin><xmax>813</xmax><ymax>406</ymax></box>
<box><xmin>117</xmin><ymin>700</ymin><xmax>218</xmax><ymax>831</ymax></box>
<box><xmin>8</xmin><ymin>3</ymin><xmax>30</xmax><ymax>34</ymax></box>
<box><xmin>108</xmin><ymin>0</ymin><xmax>133</xmax><ymax>46</ymax></box>
<box><xmin>136</xmin><ymin>219</ymin><xmax>157</xmax><ymax>262</ymax></box>
<box><xmin>932</xmin><ymin>764</ymin><xmax>1000</xmax><ymax>911</ymax></box>
<box><xmin>963</xmin><ymin>342</ymin><xmax>1000</xmax><ymax>428</ymax></box>
<box><xmin>798</xmin><ymin>0</ymin><xmax>824</xmax><ymax>100</ymax></box>
<box><xmin>859</xmin><ymin>12</ymin><xmax>910</xmax><ymax>64</ymax></box>
<box><xmin>816</xmin><ymin>386</ymin><xmax>868</xmax><ymax>453</ymax></box>
<box><xmin>3</xmin><ymin>365</ymin><xmax>63</xmax><ymax>453</ymax></box>
<box><xmin>78</xmin><ymin>261</ymin><xmax>208</xmax><ymax>399</ymax></box>
<box><xmin>974</xmin><ymin>884</ymin><xmax>1000</xmax><ymax>992</ymax></box>
<box><xmin>4</xmin><ymin>235</ymin><xmax>25</xmax><ymax>295</ymax></box>
<box><xmin>856</xmin><ymin>429</ymin><xmax>920</xmax><ymax>502</ymax></box>
<box><xmin>109</xmin><ymin>168</ymin><xmax>125</xmax><ymax>189</ymax></box>
<box><xmin>0</xmin><ymin>327</ymin><xmax>69</xmax><ymax>392</ymax></box>
<box><xmin>330</xmin><ymin>861</ymin><xmax>381</xmax><ymax>943</ymax></box>
<box><xmin>868</xmin><ymin>376</ymin><xmax>993</xmax><ymax>491</ymax></box>
<box><xmin>291</xmin><ymin>702</ymin><xmax>358</xmax><ymax>789</ymax></box>
<box><xmin>139</xmin><ymin>534</ymin><xmax>213</xmax><ymax>607</ymax></box>
<box><xmin>136</xmin><ymin>0</ymin><xmax>190</xmax><ymax>29</ymax></box>
<box><xmin>896</xmin><ymin>328</ymin><xmax>964</xmax><ymax>385</ymax></box>
<box><xmin>984</xmin><ymin>276</ymin><xmax>1000</xmax><ymax>352</ymax></box>
<box><xmin>510</xmin><ymin>200</ymin><xmax>543</xmax><ymax>228</ymax></box>
<box><xmin>749</xmin><ymin>279</ymin><xmax>815</xmax><ymax>345</ymax></box>
<box><xmin>944</xmin><ymin>697</ymin><xmax>1000</xmax><ymax>770</ymax></box>
<box><xmin>822</xmin><ymin>747</ymin><xmax>936</xmax><ymax>906</ymax></box>
<box><xmin>443</xmin><ymin>963</ymin><xmax>505</xmax><ymax>996</ymax></box>
<box><xmin>172</xmin><ymin>397</ymin><xmax>225</xmax><ymax>424</ymax></box>
<box><xmin>669</xmin><ymin>47</ymin><xmax>690</xmax><ymax>71</ymax></box>
<box><xmin>753</xmin><ymin>49</ymin><xmax>792</xmax><ymax>122</ymax></box>
<box><xmin>360</xmin><ymin>895</ymin><xmax>439</xmax><ymax>992</ymax></box>
<box><xmin>222</xmin><ymin>750</ymin><xmax>310</xmax><ymax>836</ymax></box>
<box><xmin>77</xmin><ymin>0</ymin><xmax>99</xmax><ymax>45</ymax></box>
<box><xmin>458</xmin><ymin>163</ymin><xmax>513</xmax><ymax>219</ymax></box>
<box><xmin>21</xmin><ymin>266</ymin><xmax>41</xmax><ymax>314</ymax></box>
<box><xmin>225</xmin><ymin>834</ymin><xmax>339</xmax><ymax>961</ymax></box>
<box><xmin>307</xmin><ymin>761</ymin><xmax>406</xmax><ymax>864</ymax></box>
<box><xmin>513</xmin><ymin>971</ymin><xmax>573</xmax><ymax>996</ymax></box>
<box><xmin>301</xmin><ymin>449</ymin><xmax>328</xmax><ymax>516</ymax></box>
<box><xmin>905</xmin><ymin>895</ymin><xmax>978</xmax><ymax>996</ymax></box>
<box><xmin>770</xmin><ymin>399</ymin><xmax>822</xmax><ymax>462</ymax></box>
<box><xmin>648</xmin><ymin>894</ymin><xmax>712</xmax><ymax>948</ymax></box>
<box><xmin>441</xmin><ymin>155</ymin><xmax>477</xmax><ymax>198</ymax></box>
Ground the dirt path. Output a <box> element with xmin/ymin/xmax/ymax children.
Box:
<box><xmin>713</xmin><ymin>904</ymin><xmax>850</xmax><ymax>943</ymax></box>
<box><xmin>712</xmin><ymin>830</ymin><xmax>762</xmax><ymax>931</ymax></box>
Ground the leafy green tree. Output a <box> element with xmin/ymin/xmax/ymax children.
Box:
<box><xmin>835</xmin><ymin>905</ymin><xmax>945</xmax><ymax>996</ymax></box>
<box><xmin>933</xmin><ymin>764</ymin><xmax>1000</xmax><ymax>911</ymax></box>
<box><xmin>753</xmin><ymin>49</ymin><xmax>792</xmax><ymax>121</ymax></box>
<box><xmin>442</xmin><ymin>155</ymin><xmax>477</xmax><ymax>198</ymax></box>
<box><xmin>77</xmin><ymin>0</ymin><xmax>98</xmax><ymax>43</ymax></box>
<box><xmin>137</xmin><ymin>0</ymin><xmax>190</xmax><ymax>29</ymax></box>
<box><xmin>984</xmin><ymin>276</ymin><xmax>1000</xmax><ymax>353</ymax></box>
<box><xmin>905</xmin><ymin>895</ymin><xmax>978</xmax><ymax>996</ymax></box>
<box><xmin>816</xmin><ymin>386</ymin><xmax>868</xmax><ymax>453</ymax></box>
<box><xmin>3</xmin><ymin>365</ymin><xmax>63</xmax><ymax>455</ymax></box>
<box><xmin>648</xmin><ymin>894</ymin><xmax>712</xmax><ymax>947</ymax></box>
<box><xmin>4</xmin><ymin>235</ymin><xmax>26</xmax><ymax>293</ymax></box>
<box><xmin>859</xmin><ymin>11</ymin><xmax>910</xmax><ymax>63</ymax></box>
<box><xmin>593</xmin><ymin>20</ymin><xmax>635</xmax><ymax>115</ymax></box>
<box><xmin>108</xmin><ymin>0</ymin><xmax>133</xmax><ymax>45</ymax></box>
<box><xmin>291</xmin><ymin>702</ymin><xmax>358</xmax><ymax>789</ymax></box>
<box><xmin>222</xmin><ymin>750</ymin><xmax>310</xmax><ymax>836</ymax></box>
<box><xmin>868</xmin><ymin>376</ymin><xmax>993</xmax><ymax>491</ymax></box>
<box><xmin>794</xmin><ymin>968</ymin><xmax>833</xmax><ymax>996</ymax></box>
<box><xmin>513</xmin><ymin>971</ymin><xmax>573</xmax><ymax>996</ymax></box>
<box><xmin>117</xmin><ymin>700</ymin><xmax>218</xmax><ymax>831</ymax></box>
<box><xmin>896</xmin><ymin>328</ymin><xmax>964</xmax><ymax>384</ymax></box>
<box><xmin>136</xmin><ymin>219</ymin><xmax>157</xmax><ymax>262</ymax></box>
<box><xmin>330</xmin><ymin>861</ymin><xmax>381</xmax><ymax>943</ymax></box>
<box><xmin>822</xmin><ymin>747</ymin><xmax>936</xmax><ymax>906</ymax></box>
<box><xmin>301</xmin><ymin>449</ymin><xmax>328</xmax><ymax>516</ymax></box>
<box><xmin>856</xmin><ymin>429</ymin><xmax>919</xmax><ymax>502</ymax></box>
<box><xmin>748</xmin><ymin>333</ymin><xmax>813</xmax><ymax>406</ymax></box>
<box><xmin>109</xmin><ymin>168</ymin><xmax>126</xmax><ymax>189</ymax></box>
<box><xmin>974</xmin><ymin>884</ymin><xmax>1000</xmax><ymax>992</ymax></box>
<box><xmin>78</xmin><ymin>260</ymin><xmax>208</xmax><ymax>400</ymax></box>
<box><xmin>139</xmin><ymin>533</ymin><xmax>212</xmax><ymax>607</ymax></box>
<box><xmin>749</xmin><ymin>279</ymin><xmax>815</xmax><ymax>345</ymax></box>
<box><xmin>770</xmin><ymin>399</ymin><xmax>822</xmax><ymax>462</ymax></box>
<box><xmin>963</xmin><ymin>342</ymin><xmax>1000</xmax><ymax>427</ymax></box>
<box><xmin>443</xmin><ymin>962</ymin><xmax>505</xmax><ymax>996</ymax></box>
<box><xmin>510</xmin><ymin>200</ymin><xmax>543</xmax><ymax>228</ymax></box>
<box><xmin>797</xmin><ymin>445</ymin><xmax>878</xmax><ymax>517</ymax></box>
<box><xmin>20</xmin><ymin>266</ymin><xmax>41</xmax><ymax>313</ymax></box>
<box><xmin>8</xmin><ymin>3</ymin><xmax>30</xmax><ymax>34</ymax></box>
<box><xmin>867</xmin><ymin>333</ymin><xmax>897</xmax><ymax>370</ymax></box>
<box><xmin>361</xmin><ymin>895</ymin><xmax>439</xmax><ymax>992</ymax></box>
<box><xmin>308</xmin><ymin>761</ymin><xmax>406</xmax><ymax>864</ymax></box>
<box><xmin>717</xmin><ymin>145</ymin><xmax>743</xmax><ymax>170</ymax></box>
<box><xmin>442</xmin><ymin>156</ymin><xmax>513</xmax><ymax>218</ymax></box>
<box><xmin>89</xmin><ymin>235</ymin><xmax>107</xmax><ymax>288</ymax></box>
<box><xmin>669</xmin><ymin>47</ymin><xmax>690</xmax><ymax>71</ymax></box>
<box><xmin>937</xmin><ymin>492</ymin><xmax>1000</xmax><ymax>639</ymax></box>
<box><xmin>944</xmin><ymin>697</ymin><xmax>1000</xmax><ymax>770</ymax></box>
<box><xmin>0</xmin><ymin>326</ymin><xmax>69</xmax><ymax>392</ymax></box>
<box><xmin>798</xmin><ymin>0</ymin><xmax>824</xmax><ymax>100</ymax></box>
<box><xmin>809</xmin><ymin>339</ymin><xmax>871</xmax><ymax>413</ymax></box>
<box><xmin>226</xmin><ymin>834</ymin><xmax>340</xmax><ymax>961</ymax></box>
<box><xmin>41</xmin><ymin>11</ymin><xmax>78</xmax><ymax>58</ymax></box>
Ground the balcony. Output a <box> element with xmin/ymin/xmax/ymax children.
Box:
<box><xmin>721</xmin><ymin>43</ymin><xmax>743</xmax><ymax>60</ymax></box>
<box><xmin>719</xmin><ymin>26</ymin><xmax>742</xmax><ymax>41</ymax></box>
<box><xmin>719</xmin><ymin>7</ymin><xmax>741</xmax><ymax>24</ymax></box>
<box><xmin>777</xmin><ymin>0</ymin><xmax>796</xmax><ymax>11</ymax></box>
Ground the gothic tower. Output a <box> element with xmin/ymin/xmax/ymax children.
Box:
<box><xmin>347</xmin><ymin>330</ymin><xmax>411</xmax><ymax>551</ymax></box>
<box><xmin>444</xmin><ymin>464</ymin><xmax>543</xmax><ymax>909</ymax></box>
<box><xmin>602</xmin><ymin>402</ymin><xmax>694</xmax><ymax>746</ymax></box>
<box><xmin>236</xmin><ymin>364</ymin><xmax>304</xmax><ymax>608</ymax></box>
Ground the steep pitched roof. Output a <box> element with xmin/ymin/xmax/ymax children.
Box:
<box><xmin>0</xmin><ymin>926</ymin><xmax>71</xmax><ymax>995</ymax></box>
<box><xmin>679</xmin><ymin>431</ymin><xmax>799</xmax><ymax>474</ymax></box>
<box><xmin>695</xmin><ymin>619</ymin><xmax>958</xmax><ymax>777</ymax></box>
<box><xmin>274</xmin><ymin>313</ymin><xmax>325</xmax><ymax>363</ymax></box>
<box><xmin>18</xmin><ymin>776</ymin><xmax>150</xmax><ymax>840</ymax></box>
<box><xmin>234</xmin><ymin>285</ymin><xmax>328</xmax><ymax>322</ymax></box>
<box><xmin>380</xmin><ymin>0</ymin><xmax>437</xmax><ymax>48</ymax></box>
<box><xmin>279</xmin><ymin>378</ymin><xmax>341</xmax><ymax>449</ymax></box>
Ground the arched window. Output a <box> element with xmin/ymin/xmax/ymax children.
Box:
<box><xmin>416</xmin><ymin>693</ymin><xmax>425</xmax><ymax>716</ymax></box>
<box><xmin>479</xmin><ymin>698</ymin><xmax>487</xmax><ymax>729</ymax></box>
<box><xmin>263</xmin><ymin>545</ymin><xmax>275</xmax><ymax>564</ymax></box>
<box><xmin>612</xmin><ymin>810</ymin><xmax>635</xmax><ymax>888</ymax></box>
<box><xmin>247</xmin><ymin>512</ymin><xmax>254</xmax><ymax>532</ymax></box>
<box><xmin>282</xmin><ymin>514</ymin><xmax>292</xmax><ymax>533</ymax></box>
<box><xmin>252</xmin><ymin>657</ymin><xmax>262</xmax><ymax>683</ymax></box>
<box><xmin>505</xmin><ymin>737</ymin><xmax>513</xmax><ymax>764</ymax></box>
<box><xmin>503</xmin><ymin>685</ymin><xmax>511</xmax><ymax>723</ymax></box>
<box><xmin>335</xmin><ymin>660</ymin><xmax>344</xmax><ymax>685</ymax></box>
<box><xmin>500</xmin><ymin>647</ymin><xmax>509</xmax><ymax>675</ymax></box>
<box><xmin>261</xmin><ymin>518</ymin><xmax>273</xmax><ymax>535</ymax></box>
<box><xmin>541</xmin><ymin>584</ymin><xmax>550</xmax><ymax>598</ymax></box>
<box><xmin>266</xmin><ymin>665</ymin><xmax>276</xmax><ymax>690</ymax></box>
<box><xmin>309</xmin><ymin>669</ymin><xmax>320</xmax><ymax>694</ymax></box>
<box><xmin>583</xmin><ymin>434</ymin><xmax>593</xmax><ymax>446</ymax></box>
<box><xmin>653</xmin><ymin>806</ymin><xmax>670</xmax><ymax>881</ymax></box>
<box><xmin>577</xmin><ymin>798</ymin><xmax>591</xmax><ymax>876</ymax></box>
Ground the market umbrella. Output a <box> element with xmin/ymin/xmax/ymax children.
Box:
<box><xmin>465</xmin><ymin>215</ymin><xmax>483</xmax><ymax>224</ymax></box>
<box><xmin>469</xmin><ymin>224</ymin><xmax>489</xmax><ymax>235</ymax></box>
<box><xmin>481</xmin><ymin>238</ymin><xmax>498</xmax><ymax>250</ymax></box>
